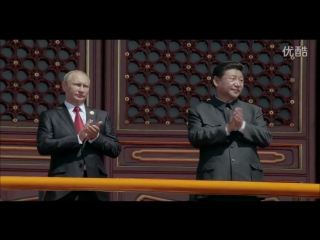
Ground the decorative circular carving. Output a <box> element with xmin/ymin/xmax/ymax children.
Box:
<box><xmin>291</xmin><ymin>55</ymin><xmax>295</xmax><ymax>60</ymax></box>
<box><xmin>145</xmin><ymin>64</ymin><xmax>150</xmax><ymax>69</ymax></box>
<box><xmin>248</xmin><ymin>55</ymin><xmax>253</xmax><ymax>59</ymax></box>
<box><xmin>55</xmin><ymin>40</ymin><xmax>60</xmax><ymax>44</ymax></box>
<box><xmin>165</xmin><ymin>121</ymin><xmax>170</xmax><ymax>125</ymax></box>
<box><xmin>165</xmin><ymin>98</ymin><xmax>170</xmax><ymax>102</ymax></box>
<box><xmin>186</xmin><ymin>87</ymin><xmax>191</xmax><ymax>92</ymax></box>
<box><xmin>186</xmin><ymin>122</ymin><xmax>188</xmax><ymax>125</ymax></box>
<box><xmin>269</xmin><ymin>110</ymin><xmax>274</xmax><ymax>115</ymax></box>
<box><xmin>186</xmin><ymin>65</ymin><xmax>191</xmax><ymax>69</ymax></box>
<box><xmin>269</xmin><ymin>66</ymin><xmax>274</xmax><ymax>71</ymax></box>
<box><xmin>13</xmin><ymin>105</ymin><xmax>18</xmax><ymax>110</ymax></box>
<box><xmin>12</xmin><ymin>118</ymin><xmax>18</xmax><ymax>123</ymax></box>
<box><xmin>13</xmin><ymin>40</ymin><xmax>19</xmax><ymax>43</ymax></box>
<box><xmin>34</xmin><ymin>119</ymin><xmax>39</xmax><ymax>123</ymax></box>
<box><xmin>186</xmin><ymin>109</ymin><xmax>188</xmax><ymax>113</ymax></box>
<box><xmin>34</xmin><ymin>95</ymin><xmax>39</xmax><ymax>99</ymax></box>
<box><xmin>124</xmin><ymin>120</ymin><xmax>129</xmax><ymax>124</ymax></box>
<box><xmin>145</xmin><ymin>121</ymin><xmax>150</xmax><ymax>125</ymax></box>
<box><xmin>145</xmin><ymin>42</ymin><xmax>150</xmax><ymax>47</ymax></box>
<box><xmin>125</xmin><ymin>75</ymin><xmax>130</xmax><ymax>79</ymax></box>
<box><xmin>13</xmin><ymin>61</ymin><xmax>18</xmax><ymax>65</ymax></box>
<box><xmin>270</xmin><ymin>44</ymin><xmax>275</xmax><ymax>48</ymax></box>
<box><xmin>290</xmin><ymin>78</ymin><xmax>295</xmax><ymax>82</ymax></box>
<box><xmin>13</xmin><ymin>83</ymin><xmax>18</xmax><ymax>88</ymax></box>
<box><xmin>228</xmin><ymin>43</ymin><xmax>233</xmax><ymax>48</ymax></box>
<box><xmin>249</xmin><ymin>77</ymin><xmax>253</xmax><ymax>81</ymax></box>
<box><xmin>207</xmin><ymin>98</ymin><xmax>211</xmax><ymax>101</ymax></box>
<box><xmin>35</xmin><ymin>50</ymin><xmax>39</xmax><ymax>55</ymax></box>
<box><xmin>290</xmin><ymin>123</ymin><xmax>294</xmax><ymax>127</ymax></box>
<box><xmin>55</xmin><ymin>62</ymin><xmax>60</xmax><ymax>66</ymax></box>
<box><xmin>248</xmin><ymin>99</ymin><xmax>253</xmax><ymax>103</ymax></box>
<box><xmin>186</xmin><ymin>43</ymin><xmax>191</xmax><ymax>47</ymax></box>
<box><xmin>125</xmin><ymin>97</ymin><xmax>129</xmax><ymax>101</ymax></box>
<box><xmin>76</xmin><ymin>52</ymin><xmax>81</xmax><ymax>56</ymax></box>
<box><xmin>290</xmin><ymin>100</ymin><xmax>295</xmax><ymax>104</ymax></box>
<box><xmin>55</xmin><ymin>84</ymin><xmax>60</xmax><ymax>89</ymax></box>
<box><xmin>269</xmin><ymin>123</ymin><xmax>274</xmax><ymax>127</ymax></box>
<box><xmin>207</xmin><ymin>54</ymin><xmax>212</xmax><ymax>59</ymax></box>
<box><xmin>34</xmin><ymin>72</ymin><xmax>39</xmax><ymax>77</ymax></box>
<box><xmin>165</xmin><ymin>75</ymin><xmax>170</xmax><ymax>80</ymax></box>
<box><xmin>145</xmin><ymin>108</ymin><xmax>149</xmax><ymax>113</ymax></box>
<box><xmin>207</xmin><ymin>76</ymin><xmax>211</xmax><ymax>81</ymax></box>
<box><xmin>269</xmin><ymin>88</ymin><xmax>274</xmax><ymax>93</ymax></box>
<box><xmin>166</xmin><ymin>53</ymin><xmax>171</xmax><ymax>58</ymax></box>
<box><xmin>145</xmin><ymin>86</ymin><xmax>150</xmax><ymax>91</ymax></box>
<box><xmin>125</xmin><ymin>52</ymin><xmax>130</xmax><ymax>57</ymax></box>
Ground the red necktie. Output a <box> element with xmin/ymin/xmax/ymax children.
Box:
<box><xmin>73</xmin><ymin>107</ymin><xmax>84</xmax><ymax>133</ymax></box>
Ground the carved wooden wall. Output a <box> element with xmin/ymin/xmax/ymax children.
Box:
<box><xmin>0</xmin><ymin>39</ymin><xmax>317</xmax><ymax>201</ymax></box>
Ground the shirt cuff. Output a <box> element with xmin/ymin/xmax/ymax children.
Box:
<box><xmin>225</xmin><ymin>125</ymin><xmax>230</xmax><ymax>136</ymax></box>
<box><xmin>88</xmin><ymin>132</ymin><xmax>99</xmax><ymax>143</ymax></box>
<box><xmin>238</xmin><ymin>121</ymin><xmax>246</xmax><ymax>133</ymax></box>
<box><xmin>77</xmin><ymin>134</ymin><xmax>83</xmax><ymax>144</ymax></box>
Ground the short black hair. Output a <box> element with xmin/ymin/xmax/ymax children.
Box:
<box><xmin>212</xmin><ymin>61</ymin><xmax>244</xmax><ymax>79</ymax></box>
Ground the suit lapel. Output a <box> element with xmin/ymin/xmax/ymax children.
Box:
<box><xmin>56</xmin><ymin>104</ymin><xmax>78</xmax><ymax>135</ymax></box>
<box><xmin>85</xmin><ymin>106</ymin><xmax>97</xmax><ymax>125</ymax></box>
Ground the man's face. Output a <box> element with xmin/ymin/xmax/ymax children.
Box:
<box><xmin>213</xmin><ymin>69</ymin><xmax>244</xmax><ymax>102</ymax></box>
<box><xmin>62</xmin><ymin>72</ymin><xmax>90</xmax><ymax>106</ymax></box>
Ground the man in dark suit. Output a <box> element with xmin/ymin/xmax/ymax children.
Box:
<box><xmin>187</xmin><ymin>61</ymin><xmax>273</xmax><ymax>201</ymax></box>
<box><xmin>37</xmin><ymin>70</ymin><xmax>121</xmax><ymax>201</ymax></box>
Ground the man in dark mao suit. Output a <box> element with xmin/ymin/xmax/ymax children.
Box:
<box><xmin>187</xmin><ymin>61</ymin><xmax>273</xmax><ymax>201</ymax></box>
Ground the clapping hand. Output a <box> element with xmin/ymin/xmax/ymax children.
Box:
<box><xmin>85</xmin><ymin>120</ymin><xmax>102</xmax><ymax>140</ymax></box>
<box><xmin>233</xmin><ymin>107</ymin><xmax>244</xmax><ymax>130</ymax></box>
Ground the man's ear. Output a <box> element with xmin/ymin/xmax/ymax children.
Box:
<box><xmin>61</xmin><ymin>81</ymin><xmax>67</xmax><ymax>92</ymax></box>
<box><xmin>213</xmin><ymin>76</ymin><xmax>219</xmax><ymax>88</ymax></box>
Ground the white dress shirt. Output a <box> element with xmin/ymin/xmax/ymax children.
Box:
<box><xmin>64</xmin><ymin>101</ymin><xmax>99</xmax><ymax>144</ymax></box>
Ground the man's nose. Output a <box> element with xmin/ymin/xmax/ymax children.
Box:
<box><xmin>234</xmin><ymin>80</ymin><xmax>240</xmax><ymax>86</ymax></box>
<box><xmin>79</xmin><ymin>85</ymin><xmax>84</xmax><ymax>91</ymax></box>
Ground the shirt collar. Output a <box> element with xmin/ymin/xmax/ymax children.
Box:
<box><xmin>212</xmin><ymin>94</ymin><xmax>238</xmax><ymax>110</ymax></box>
<box><xmin>64</xmin><ymin>101</ymin><xmax>85</xmax><ymax>113</ymax></box>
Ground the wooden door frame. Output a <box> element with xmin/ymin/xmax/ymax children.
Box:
<box><xmin>316</xmin><ymin>40</ymin><xmax>320</xmax><ymax>185</ymax></box>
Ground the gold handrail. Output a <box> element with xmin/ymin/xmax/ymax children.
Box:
<box><xmin>1</xmin><ymin>176</ymin><xmax>319</xmax><ymax>198</ymax></box>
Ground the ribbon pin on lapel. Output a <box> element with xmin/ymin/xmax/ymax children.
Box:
<box><xmin>90</xmin><ymin>111</ymin><xmax>94</xmax><ymax>115</ymax></box>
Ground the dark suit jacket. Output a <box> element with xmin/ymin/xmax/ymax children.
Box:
<box><xmin>188</xmin><ymin>95</ymin><xmax>273</xmax><ymax>199</ymax></box>
<box><xmin>36</xmin><ymin>103</ymin><xmax>121</xmax><ymax>201</ymax></box>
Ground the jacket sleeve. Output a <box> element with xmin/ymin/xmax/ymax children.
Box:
<box><xmin>241</xmin><ymin>107</ymin><xmax>273</xmax><ymax>148</ymax></box>
<box><xmin>89</xmin><ymin>112</ymin><xmax>122</xmax><ymax>158</ymax></box>
<box><xmin>37</xmin><ymin>111</ymin><xmax>80</xmax><ymax>155</ymax></box>
<box><xmin>187</xmin><ymin>108</ymin><xmax>229</xmax><ymax>148</ymax></box>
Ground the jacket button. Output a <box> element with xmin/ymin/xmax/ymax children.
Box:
<box><xmin>79</xmin><ymin>163</ymin><xmax>83</xmax><ymax>168</ymax></box>
<box><xmin>231</xmin><ymin>159</ymin><xmax>235</xmax><ymax>162</ymax></box>
<box><xmin>231</xmin><ymin>144</ymin><xmax>234</xmax><ymax>148</ymax></box>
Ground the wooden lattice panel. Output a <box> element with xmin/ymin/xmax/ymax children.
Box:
<box><xmin>0</xmin><ymin>39</ymin><xmax>84</xmax><ymax>124</ymax></box>
<box><xmin>123</xmin><ymin>40</ymin><xmax>298</xmax><ymax>130</ymax></box>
